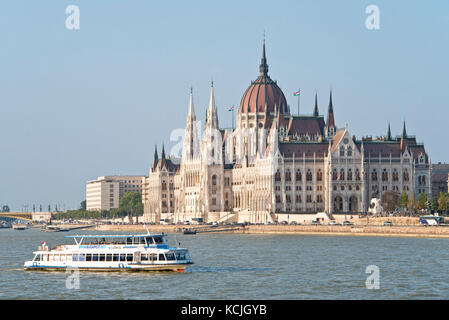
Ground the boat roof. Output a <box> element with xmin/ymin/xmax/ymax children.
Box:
<box><xmin>64</xmin><ymin>234</ymin><xmax>166</xmax><ymax>239</ymax></box>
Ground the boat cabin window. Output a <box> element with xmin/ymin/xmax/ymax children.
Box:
<box><xmin>141</xmin><ymin>254</ymin><xmax>149</xmax><ymax>262</ymax></box>
<box><xmin>154</xmin><ymin>237</ymin><xmax>164</xmax><ymax>244</ymax></box>
<box><xmin>133</xmin><ymin>237</ymin><xmax>146</xmax><ymax>245</ymax></box>
<box><xmin>92</xmin><ymin>254</ymin><xmax>98</xmax><ymax>261</ymax></box>
<box><xmin>120</xmin><ymin>254</ymin><xmax>126</xmax><ymax>262</ymax></box>
<box><xmin>106</xmin><ymin>254</ymin><xmax>112</xmax><ymax>262</ymax></box>
<box><xmin>150</xmin><ymin>253</ymin><xmax>157</xmax><ymax>261</ymax></box>
<box><xmin>166</xmin><ymin>253</ymin><xmax>175</xmax><ymax>261</ymax></box>
<box><xmin>113</xmin><ymin>254</ymin><xmax>120</xmax><ymax>261</ymax></box>
<box><xmin>126</xmin><ymin>254</ymin><xmax>133</xmax><ymax>262</ymax></box>
<box><xmin>175</xmin><ymin>252</ymin><xmax>186</xmax><ymax>260</ymax></box>
<box><xmin>79</xmin><ymin>254</ymin><xmax>86</xmax><ymax>261</ymax></box>
<box><xmin>126</xmin><ymin>237</ymin><xmax>133</xmax><ymax>245</ymax></box>
<box><xmin>73</xmin><ymin>254</ymin><xmax>79</xmax><ymax>261</ymax></box>
<box><xmin>34</xmin><ymin>254</ymin><xmax>41</xmax><ymax>261</ymax></box>
<box><xmin>158</xmin><ymin>254</ymin><xmax>166</xmax><ymax>261</ymax></box>
<box><xmin>86</xmin><ymin>254</ymin><xmax>92</xmax><ymax>262</ymax></box>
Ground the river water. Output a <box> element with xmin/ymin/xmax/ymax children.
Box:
<box><xmin>0</xmin><ymin>228</ymin><xmax>448</xmax><ymax>299</ymax></box>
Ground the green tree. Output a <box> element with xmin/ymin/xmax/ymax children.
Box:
<box><xmin>438</xmin><ymin>193</ymin><xmax>449</xmax><ymax>214</ymax></box>
<box><xmin>397</xmin><ymin>191</ymin><xmax>409</xmax><ymax>211</ymax></box>
<box><xmin>80</xmin><ymin>200</ymin><xmax>87</xmax><ymax>211</ymax></box>
<box><xmin>118</xmin><ymin>192</ymin><xmax>144</xmax><ymax>216</ymax></box>
<box><xmin>417</xmin><ymin>193</ymin><xmax>428</xmax><ymax>211</ymax></box>
<box><xmin>431</xmin><ymin>196</ymin><xmax>439</xmax><ymax>211</ymax></box>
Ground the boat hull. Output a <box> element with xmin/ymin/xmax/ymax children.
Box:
<box><xmin>24</xmin><ymin>264</ymin><xmax>188</xmax><ymax>272</ymax></box>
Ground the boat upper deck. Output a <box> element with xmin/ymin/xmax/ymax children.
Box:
<box><xmin>64</xmin><ymin>234</ymin><xmax>167</xmax><ymax>246</ymax></box>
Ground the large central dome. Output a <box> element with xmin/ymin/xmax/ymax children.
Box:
<box><xmin>239</xmin><ymin>42</ymin><xmax>288</xmax><ymax>115</ymax></box>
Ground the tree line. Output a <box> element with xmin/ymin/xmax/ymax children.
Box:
<box><xmin>382</xmin><ymin>191</ymin><xmax>449</xmax><ymax>215</ymax></box>
<box><xmin>53</xmin><ymin>192</ymin><xmax>144</xmax><ymax>220</ymax></box>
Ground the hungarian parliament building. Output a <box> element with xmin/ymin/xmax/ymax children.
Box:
<box><xmin>142</xmin><ymin>43</ymin><xmax>432</xmax><ymax>224</ymax></box>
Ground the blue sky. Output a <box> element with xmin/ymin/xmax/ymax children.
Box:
<box><xmin>0</xmin><ymin>1</ymin><xmax>448</xmax><ymax>211</ymax></box>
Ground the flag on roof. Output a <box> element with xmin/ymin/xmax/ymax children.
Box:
<box><xmin>293</xmin><ymin>89</ymin><xmax>301</xmax><ymax>96</ymax></box>
<box><xmin>228</xmin><ymin>106</ymin><xmax>234</xmax><ymax>111</ymax></box>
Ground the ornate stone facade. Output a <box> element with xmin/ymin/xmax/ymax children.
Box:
<box><xmin>142</xmin><ymin>43</ymin><xmax>431</xmax><ymax>223</ymax></box>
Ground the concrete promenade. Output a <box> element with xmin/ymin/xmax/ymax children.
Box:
<box><xmin>93</xmin><ymin>217</ymin><xmax>449</xmax><ymax>239</ymax></box>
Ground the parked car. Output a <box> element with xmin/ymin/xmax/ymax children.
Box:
<box><xmin>341</xmin><ymin>220</ymin><xmax>354</xmax><ymax>226</ymax></box>
<box><xmin>289</xmin><ymin>221</ymin><xmax>298</xmax><ymax>225</ymax></box>
<box><xmin>383</xmin><ymin>221</ymin><xmax>393</xmax><ymax>226</ymax></box>
<box><xmin>328</xmin><ymin>220</ymin><xmax>339</xmax><ymax>226</ymax></box>
<box><xmin>280</xmin><ymin>221</ymin><xmax>288</xmax><ymax>225</ymax></box>
<box><xmin>311</xmin><ymin>220</ymin><xmax>319</xmax><ymax>225</ymax></box>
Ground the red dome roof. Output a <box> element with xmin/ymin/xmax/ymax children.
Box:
<box><xmin>239</xmin><ymin>76</ymin><xmax>288</xmax><ymax>114</ymax></box>
<box><xmin>238</xmin><ymin>42</ymin><xmax>288</xmax><ymax>115</ymax></box>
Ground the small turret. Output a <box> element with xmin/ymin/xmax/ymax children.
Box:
<box><xmin>313</xmin><ymin>92</ymin><xmax>319</xmax><ymax>117</ymax></box>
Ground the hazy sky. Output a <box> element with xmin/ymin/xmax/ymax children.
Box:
<box><xmin>1</xmin><ymin>1</ymin><xmax>448</xmax><ymax>211</ymax></box>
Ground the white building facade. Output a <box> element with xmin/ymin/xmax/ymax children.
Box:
<box><xmin>142</xmin><ymin>43</ymin><xmax>431</xmax><ymax>223</ymax></box>
<box><xmin>86</xmin><ymin>175</ymin><xmax>146</xmax><ymax>211</ymax></box>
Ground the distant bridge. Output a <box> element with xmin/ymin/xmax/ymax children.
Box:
<box><xmin>0</xmin><ymin>212</ymin><xmax>32</xmax><ymax>222</ymax></box>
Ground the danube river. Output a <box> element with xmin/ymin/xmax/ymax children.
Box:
<box><xmin>1</xmin><ymin>228</ymin><xmax>448</xmax><ymax>299</ymax></box>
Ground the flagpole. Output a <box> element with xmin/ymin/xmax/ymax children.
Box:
<box><xmin>297</xmin><ymin>88</ymin><xmax>300</xmax><ymax>116</ymax></box>
<box><xmin>232</xmin><ymin>105</ymin><xmax>234</xmax><ymax>129</ymax></box>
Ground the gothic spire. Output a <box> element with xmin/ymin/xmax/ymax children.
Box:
<box><xmin>161</xmin><ymin>143</ymin><xmax>166</xmax><ymax>160</ymax></box>
<box><xmin>328</xmin><ymin>89</ymin><xmax>334</xmax><ymax>113</ymax></box>
<box><xmin>402</xmin><ymin>120</ymin><xmax>407</xmax><ymax>138</ymax></box>
<box><xmin>187</xmin><ymin>87</ymin><xmax>195</xmax><ymax>119</ymax></box>
<box><xmin>152</xmin><ymin>145</ymin><xmax>158</xmax><ymax>171</ymax></box>
<box><xmin>259</xmin><ymin>39</ymin><xmax>269</xmax><ymax>77</ymax></box>
<box><xmin>205</xmin><ymin>81</ymin><xmax>219</xmax><ymax>129</ymax></box>
<box><xmin>387</xmin><ymin>122</ymin><xmax>392</xmax><ymax>140</ymax></box>
<box><xmin>313</xmin><ymin>92</ymin><xmax>319</xmax><ymax>117</ymax></box>
<box><xmin>325</xmin><ymin>89</ymin><xmax>336</xmax><ymax>134</ymax></box>
<box><xmin>182</xmin><ymin>88</ymin><xmax>200</xmax><ymax>162</ymax></box>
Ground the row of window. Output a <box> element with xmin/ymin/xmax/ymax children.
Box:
<box><xmin>275</xmin><ymin>170</ymin><xmax>322</xmax><ymax>182</ymax></box>
<box><xmin>333</xmin><ymin>185</ymin><xmax>361</xmax><ymax>191</ymax></box>
<box><xmin>276</xmin><ymin>194</ymin><xmax>324</xmax><ymax>204</ymax></box>
<box><xmin>35</xmin><ymin>252</ymin><xmax>186</xmax><ymax>262</ymax></box>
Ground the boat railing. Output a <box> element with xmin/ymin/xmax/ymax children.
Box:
<box><xmin>37</xmin><ymin>245</ymin><xmax>50</xmax><ymax>251</ymax></box>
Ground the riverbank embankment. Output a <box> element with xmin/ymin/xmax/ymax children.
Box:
<box><xmin>94</xmin><ymin>218</ymin><xmax>449</xmax><ymax>239</ymax></box>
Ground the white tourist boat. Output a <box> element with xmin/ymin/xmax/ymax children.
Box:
<box><xmin>24</xmin><ymin>232</ymin><xmax>193</xmax><ymax>272</ymax></box>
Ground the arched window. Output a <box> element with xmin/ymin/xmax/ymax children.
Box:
<box><xmin>382</xmin><ymin>169</ymin><xmax>388</xmax><ymax>182</ymax></box>
<box><xmin>393</xmin><ymin>169</ymin><xmax>399</xmax><ymax>181</ymax></box>
<box><xmin>372</xmin><ymin>169</ymin><xmax>378</xmax><ymax>181</ymax></box>
<box><xmin>306</xmin><ymin>170</ymin><xmax>312</xmax><ymax>181</ymax></box>
<box><xmin>285</xmin><ymin>170</ymin><xmax>291</xmax><ymax>182</ymax></box>
<box><xmin>295</xmin><ymin>170</ymin><xmax>302</xmax><ymax>182</ymax></box>
<box><xmin>275</xmin><ymin>170</ymin><xmax>281</xmax><ymax>182</ymax></box>
<box><xmin>212</xmin><ymin>175</ymin><xmax>217</xmax><ymax>186</ymax></box>
<box><xmin>340</xmin><ymin>146</ymin><xmax>345</xmax><ymax>157</ymax></box>
<box><xmin>347</xmin><ymin>146</ymin><xmax>352</xmax><ymax>157</ymax></box>
<box><xmin>339</xmin><ymin>169</ymin><xmax>345</xmax><ymax>181</ymax></box>
<box><xmin>347</xmin><ymin>169</ymin><xmax>353</xmax><ymax>181</ymax></box>
<box><xmin>355</xmin><ymin>169</ymin><xmax>361</xmax><ymax>181</ymax></box>
<box><xmin>403</xmin><ymin>170</ymin><xmax>409</xmax><ymax>181</ymax></box>
<box><xmin>332</xmin><ymin>169</ymin><xmax>338</xmax><ymax>181</ymax></box>
<box><xmin>316</xmin><ymin>169</ymin><xmax>323</xmax><ymax>181</ymax></box>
